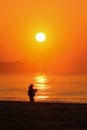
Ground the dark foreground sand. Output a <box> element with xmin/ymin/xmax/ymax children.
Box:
<box><xmin>0</xmin><ymin>101</ymin><xmax>87</xmax><ymax>130</ymax></box>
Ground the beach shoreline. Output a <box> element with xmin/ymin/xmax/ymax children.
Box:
<box><xmin>0</xmin><ymin>101</ymin><xmax>87</xmax><ymax>130</ymax></box>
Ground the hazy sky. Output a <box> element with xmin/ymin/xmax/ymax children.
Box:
<box><xmin>0</xmin><ymin>0</ymin><xmax>87</xmax><ymax>73</ymax></box>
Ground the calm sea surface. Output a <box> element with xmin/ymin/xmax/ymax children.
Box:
<box><xmin>0</xmin><ymin>74</ymin><xmax>87</xmax><ymax>103</ymax></box>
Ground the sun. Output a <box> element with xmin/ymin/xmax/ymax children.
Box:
<box><xmin>35</xmin><ymin>32</ymin><xmax>46</xmax><ymax>42</ymax></box>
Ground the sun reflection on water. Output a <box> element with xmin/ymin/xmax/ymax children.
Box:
<box><xmin>35</xmin><ymin>75</ymin><xmax>47</xmax><ymax>84</ymax></box>
<box><xmin>34</xmin><ymin>74</ymin><xmax>49</xmax><ymax>101</ymax></box>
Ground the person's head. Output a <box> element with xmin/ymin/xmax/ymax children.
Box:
<box><xmin>29</xmin><ymin>84</ymin><xmax>33</xmax><ymax>89</ymax></box>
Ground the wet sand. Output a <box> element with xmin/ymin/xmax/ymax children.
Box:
<box><xmin>0</xmin><ymin>101</ymin><xmax>87</xmax><ymax>130</ymax></box>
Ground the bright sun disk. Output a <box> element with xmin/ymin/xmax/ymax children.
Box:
<box><xmin>35</xmin><ymin>32</ymin><xmax>46</xmax><ymax>42</ymax></box>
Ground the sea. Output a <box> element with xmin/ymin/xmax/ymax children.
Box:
<box><xmin>0</xmin><ymin>73</ymin><xmax>87</xmax><ymax>103</ymax></box>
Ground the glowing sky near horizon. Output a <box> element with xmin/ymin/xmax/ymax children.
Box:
<box><xmin>0</xmin><ymin>0</ymin><xmax>87</xmax><ymax>73</ymax></box>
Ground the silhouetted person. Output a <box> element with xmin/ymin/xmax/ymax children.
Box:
<box><xmin>28</xmin><ymin>84</ymin><xmax>37</xmax><ymax>102</ymax></box>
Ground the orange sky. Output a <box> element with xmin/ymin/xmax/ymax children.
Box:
<box><xmin>0</xmin><ymin>0</ymin><xmax>87</xmax><ymax>73</ymax></box>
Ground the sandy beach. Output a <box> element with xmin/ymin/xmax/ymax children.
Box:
<box><xmin>0</xmin><ymin>101</ymin><xmax>87</xmax><ymax>130</ymax></box>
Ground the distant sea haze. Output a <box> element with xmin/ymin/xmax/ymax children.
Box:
<box><xmin>0</xmin><ymin>73</ymin><xmax>87</xmax><ymax>103</ymax></box>
<box><xmin>0</xmin><ymin>61</ymin><xmax>37</xmax><ymax>73</ymax></box>
<box><xmin>0</xmin><ymin>61</ymin><xmax>87</xmax><ymax>74</ymax></box>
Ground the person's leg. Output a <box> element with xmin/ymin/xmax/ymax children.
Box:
<box><xmin>32</xmin><ymin>97</ymin><xmax>34</xmax><ymax>102</ymax></box>
<box><xmin>30</xmin><ymin>96</ymin><xmax>34</xmax><ymax>102</ymax></box>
